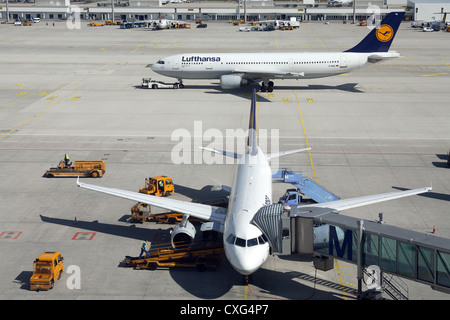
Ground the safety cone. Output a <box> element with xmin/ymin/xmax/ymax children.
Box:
<box><xmin>74</xmin><ymin>217</ymin><xmax>78</xmax><ymax>225</ymax></box>
<box><xmin>432</xmin><ymin>226</ymin><xmax>436</xmax><ymax>234</ymax></box>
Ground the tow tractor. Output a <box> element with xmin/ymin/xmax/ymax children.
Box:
<box><xmin>130</xmin><ymin>176</ymin><xmax>175</xmax><ymax>222</ymax></box>
<box><xmin>142</xmin><ymin>78</ymin><xmax>182</xmax><ymax>89</ymax></box>
<box><xmin>139</xmin><ymin>176</ymin><xmax>174</xmax><ymax>196</ymax></box>
<box><xmin>30</xmin><ymin>251</ymin><xmax>64</xmax><ymax>291</ymax></box>
<box><xmin>44</xmin><ymin>160</ymin><xmax>105</xmax><ymax>178</ymax></box>
<box><xmin>123</xmin><ymin>242</ymin><xmax>224</xmax><ymax>271</ymax></box>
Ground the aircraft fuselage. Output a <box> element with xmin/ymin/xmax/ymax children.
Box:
<box><xmin>223</xmin><ymin>147</ymin><xmax>272</xmax><ymax>275</ymax></box>
<box><xmin>151</xmin><ymin>52</ymin><xmax>370</xmax><ymax>81</ymax></box>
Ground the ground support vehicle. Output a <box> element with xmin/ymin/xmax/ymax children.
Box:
<box><xmin>30</xmin><ymin>251</ymin><xmax>64</xmax><ymax>291</ymax></box>
<box><xmin>129</xmin><ymin>176</ymin><xmax>175</xmax><ymax>222</ymax></box>
<box><xmin>123</xmin><ymin>242</ymin><xmax>224</xmax><ymax>271</ymax></box>
<box><xmin>141</xmin><ymin>78</ymin><xmax>181</xmax><ymax>89</ymax></box>
<box><xmin>105</xmin><ymin>20</ymin><xmax>122</xmax><ymax>25</ymax></box>
<box><xmin>149</xmin><ymin>212</ymin><xmax>183</xmax><ymax>224</ymax></box>
<box><xmin>130</xmin><ymin>202</ymin><xmax>151</xmax><ymax>223</ymax></box>
<box><xmin>139</xmin><ymin>176</ymin><xmax>174</xmax><ymax>197</ymax></box>
<box><xmin>44</xmin><ymin>160</ymin><xmax>105</xmax><ymax>178</ymax></box>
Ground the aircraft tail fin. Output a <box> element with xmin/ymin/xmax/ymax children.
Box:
<box><xmin>345</xmin><ymin>12</ymin><xmax>404</xmax><ymax>53</ymax></box>
<box><xmin>247</xmin><ymin>89</ymin><xmax>258</xmax><ymax>156</ymax></box>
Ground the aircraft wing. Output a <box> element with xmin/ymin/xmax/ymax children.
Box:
<box><xmin>77</xmin><ymin>179</ymin><xmax>227</xmax><ymax>225</ymax></box>
<box><xmin>295</xmin><ymin>186</ymin><xmax>431</xmax><ymax>216</ymax></box>
<box><xmin>368</xmin><ymin>51</ymin><xmax>400</xmax><ymax>63</ymax></box>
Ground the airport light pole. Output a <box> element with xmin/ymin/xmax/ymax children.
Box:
<box><xmin>6</xmin><ymin>0</ymin><xmax>9</xmax><ymax>22</ymax></box>
<box><xmin>352</xmin><ymin>0</ymin><xmax>356</xmax><ymax>24</ymax></box>
<box><xmin>111</xmin><ymin>0</ymin><xmax>115</xmax><ymax>23</ymax></box>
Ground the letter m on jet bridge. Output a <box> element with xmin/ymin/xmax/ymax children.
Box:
<box><xmin>329</xmin><ymin>226</ymin><xmax>353</xmax><ymax>261</ymax></box>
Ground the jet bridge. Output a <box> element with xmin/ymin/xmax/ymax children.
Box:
<box><xmin>252</xmin><ymin>204</ymin><xmax>450</xmax><ymax>296</ymax></box>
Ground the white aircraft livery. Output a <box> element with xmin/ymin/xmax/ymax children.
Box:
<box><xmin>151</xmin><ymin>12</ymin><xmax>404</xmax><ymax>92</ymax></box>
<box><xmin>77</xmin><ymin>88</ymin><xmax>431</xmax><ymax>276</ymax></box>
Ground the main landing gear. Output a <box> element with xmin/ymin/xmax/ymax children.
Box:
<box><xmin>260</xmin><ymin>81</ymin><xmax>274</xmax><ymax>93</ymax></box>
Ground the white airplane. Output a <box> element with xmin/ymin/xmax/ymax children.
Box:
<box><xmin>151</xmin><ymin>12</ymin><xmax>405</xmax><ymax>92</ymax></box>
<box><xmin>77</xmin><ymin>89</ymin><xmax>431</xmax><ymax>276</ymax></box>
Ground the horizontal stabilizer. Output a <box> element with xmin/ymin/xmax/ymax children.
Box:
<box><xmin>368</xmin><ymin>52</ymin><xmax>400</xmax><ymax>63</ymax></box>
<box><xmin>199</xmin><ymin>147</ymin><xmax>241</xmax><ymax>159</ymax></box>
<box><xmin>267</xmin><ymin>147</ymin><xmax>311</xmax><ymax>160</ymax></box>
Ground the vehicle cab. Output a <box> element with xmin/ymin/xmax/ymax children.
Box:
<box><xmin>30</xmin><ymin>251</ymin><xmax>64</xmax><ymax>291</ymax></box>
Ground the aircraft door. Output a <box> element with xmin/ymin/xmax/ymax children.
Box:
<box><xmin>340</xmin><ymin>55</ymin><xmax>347</xmax><ymax>68</ymax></box>
<box><xmin>172</xmin><ymin>61</ymin><xmax>179</xmax><ymax>70</ymax></box>
<box><xmin>206</xmin><ymin>62</ymin><xmax>213</xmax><ymax>70</ymax></box>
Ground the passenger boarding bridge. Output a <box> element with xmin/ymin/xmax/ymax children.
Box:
<box><xmin>252</xmin><ymin>202</ymin><xmax>450</xmax><ymax>299</ymax></box>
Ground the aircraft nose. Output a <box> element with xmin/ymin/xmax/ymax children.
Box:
<box><xmin>227</xmin><ymin>244</ymin><xmax>269</xmax><ymax>276</ymax></box>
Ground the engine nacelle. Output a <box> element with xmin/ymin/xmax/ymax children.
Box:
<box><xmin>171</xmin><ymin>220</ymin><xmax>196</xmax><ymax>248</ymax></box>
<box><xmin>220</xmin><ymin>75</ymin><xmax>248</xmax><ymax>89</ymax></box>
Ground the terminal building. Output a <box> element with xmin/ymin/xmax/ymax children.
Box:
<box><xmin>407</xmin><ymin>0</ymin><xmax>450</xmax><ymax>21</ymax></box>
<box><xmin>0</xmin><ymin>0</ymin><xmax>431</xmax><ymax>23</ymax></box>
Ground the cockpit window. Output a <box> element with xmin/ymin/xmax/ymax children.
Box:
<box><xmin>258</xmin><ymin>235</ymin><xmax>267</xmax><ymax>245</ymax></box>
<box><xmin>227</xmin><ymin>233</ymin><xmax>267</xmax><ymax>247</ymax></box>
<box><xmin>226</xmin><ymin>234</ymin><xmax>236</xmax><ymax>245</ymax></box>
<box><xmin>247</xmin><ymin>238</ymin><xmax>258</xmax><ymax>247</ymax></box>
<box><xmin>157</xmin><ymin>60</ymin><xmax>165</xmax><ymax>64</ymax></box>
<box><xmin>235</xmin><ymin>237</ymin><xmax>246</xmax><ymax>247</ymax></box>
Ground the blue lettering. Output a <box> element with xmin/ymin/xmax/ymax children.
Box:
<box><xmin>329</xmin><ymin>226</ymin><xmax>352</xmax><ymax>261</ymax></box>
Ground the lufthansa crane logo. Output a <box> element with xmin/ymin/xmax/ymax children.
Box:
<box><xmin>376</xmin><ymin>24</ymin><xmax>394</xmax><ymax>42</ymax></box>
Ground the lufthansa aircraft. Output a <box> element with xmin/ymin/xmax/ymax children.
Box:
<box><xmin>77</xmin><ymin>89</ymin><xmax>431</xmax><ymax>276</ymax></box>
<box><xmin>150</xmin><ymin>12</ymin><xmax>404</xmax><ymax>92</ymax></box>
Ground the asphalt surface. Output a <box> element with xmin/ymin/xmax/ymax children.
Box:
<box><xmin>0</xmin><ymin>19</ymin><xmax>449</xmax><ymax>302</ymax></box>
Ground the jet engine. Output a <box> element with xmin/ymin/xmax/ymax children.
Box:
<box><xmin>220</xmin><ymin>75</ymin><xmax>248</xmax><ymax>89</ymax></box>
<box><xmin>170</xmin><ymin>215</ymin><xmax>196</xmax><ymax>248</ymax></box>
